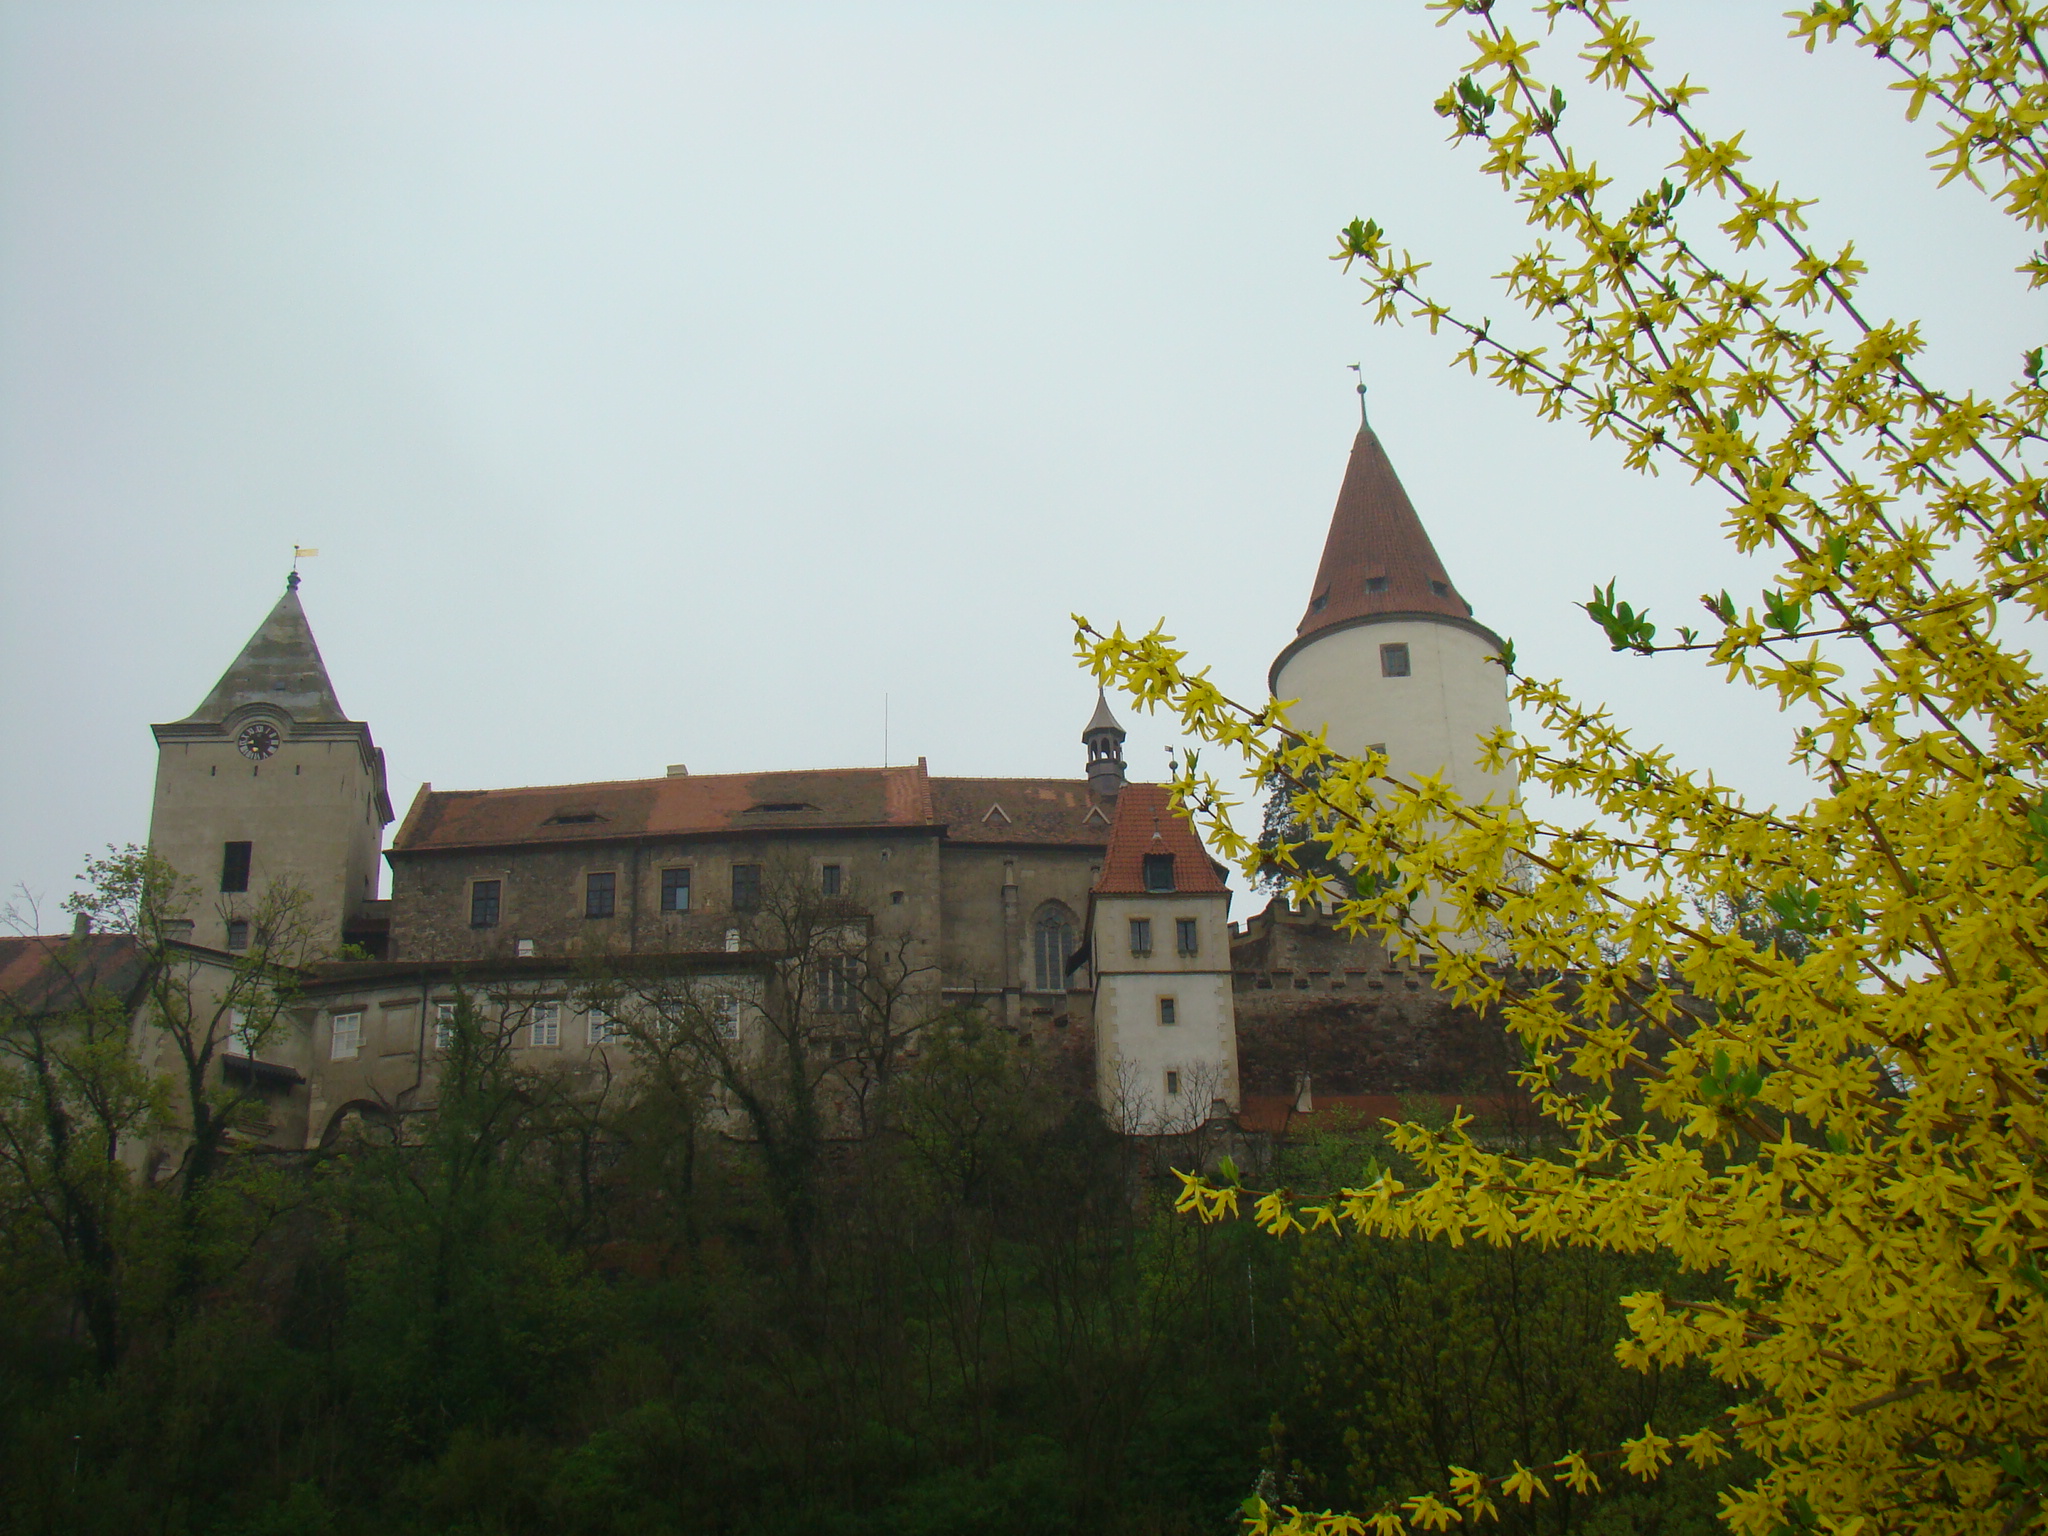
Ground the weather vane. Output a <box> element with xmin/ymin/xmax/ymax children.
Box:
<box><xmin>288</xmin><ymin>545</ymin><xmax>320</xmax><ymax>591</ymax></box>
<box><xmin>1347</xmin><ymin>363</ymin><xmax>1369</xmax><ymax>428</ymax></box>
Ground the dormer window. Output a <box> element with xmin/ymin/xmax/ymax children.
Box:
<box><xmin>1309</xmin><ymin>590</ymin><xmax>1329</xmax><ymax>613</ymax></box>
<box><xmin>745</xmin><ymin>802</ymin><xmax>816</xmax><ymax>815</ymax></box>
<box><xmin>1142</xmin><ymin>854</ymin><xmax>1175</xmax><ymax>893</ymax></box>
<box><xmin>545</xmin><ymin>810</ymin><xmax>605</xmax><ymax>826</ymax></box>
<box><xmin>1430</xmin><ymin>579</ymin><xmax>1450</xmax><ymax>596</ymax></box>
<box><xmin>1365</xmin><ymin>575</ymin><xmax>1389</xmax><ymax>594</ymax></box>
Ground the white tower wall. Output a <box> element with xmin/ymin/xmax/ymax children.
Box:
<box><xmin>1271</xmin><ymin>616</ymin><xmax>1513</xmax><ymax>806</ymax></box>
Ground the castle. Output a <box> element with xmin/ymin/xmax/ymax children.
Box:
<box><xmin>16</xmin><ymin>414</ymin><xmax>1517</xmax><ymax>1144</ymax></box>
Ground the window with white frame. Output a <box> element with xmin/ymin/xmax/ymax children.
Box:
<box><xmin>330</xmin><ymin>1011</ymin><xmax>362</xmax><ymax>1060</ymax></box>
<box><xmin>587</xmin><ymin>1006</ymin><xmax>622</xmax><ymax>1046</ymax></box>
<box><xmin>219</xmin><ymin>1008</ymin><xmax>252</xmax><ymax>1056</ymax></box>
<box><xmin>530</xmin><ymin>1002</ymin><xmax>561</xmax><ymax>1048</ymax></box>
<box><xmin>433</xmin><ymin>1001</ymin><xmax>457</xmax><ymax>1050</ymax></box>
<box><xmin>715</xmin><ymin>995</ymin><xmax>742</xmax><ymax>1041</ymax></box>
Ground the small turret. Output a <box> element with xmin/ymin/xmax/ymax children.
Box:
<box><xmin>1082</xmin><ymin>689</ymin><xmax>1127</xmax><ymax>796</ymax></box>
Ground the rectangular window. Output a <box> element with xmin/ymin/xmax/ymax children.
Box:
<box><xmin>219</xmin><ymin>1008</ymin><xmax>250</xmax><ymax>1057</ymax></box>
<box><xmin>515</xmin><ymin>938</ymin><xmax>535</xmax><ymax>958</ymax></box>
<box><xmin>586</xmin><ymin>871</ymin><xmax>616</xmax><ymax>919</ymax></box>
<box><xmin>1158</xmin><ymin>996</ymin><xmax>1177</xmax><ymax>1026</ymax></box>
<box><xmin>1365</xmin><ymin>575</ymin><xmax>1389</xmax><ymax>594</ymax></box>
<box><xmin>530</xmin><ymin>1002</ymin><xmax>561</xmax><ymax>1048</ymax></box>
<box><xmin>220</xmin><ymin>841</ymin><xmax>252</xmax><ymax>893</ymax></box>
<box><xmin>1380</xmin><ymin>642</ymin><xmax>1411</xmax><ymax>677</ymax></box>
<box><xmin>732</xmin><ymin>863</ymin><xmax>762</xmax><ymax>911</ymax></box>
<box><xmin>471</xmin><ymin>879</ymin><xmax>501</xmax><ymax>928</ymax></box>
<box><xmin>330</xmin><ymin>1011</ymin><xmax>362</xmax><ymax>1060</ymax></box>
<box><xmin>1165</xmin><ymin>1069</ymin><xmax>1181</xmax><ymax>1096</ymax></box>
<box><xmin>1142</xmin><ymin>854</ymin><xmax>1175</xmax><ymax>893</ymax></box>
<box><xmin>587</xmin><ymin>1008</ymin><xmax>621</xmax><ymax>1046</ymax></box>
<box><xmin>724</xmin><ymin>927</ymin><xmax>742</xmax><ymax>953</ymax></box>
<box><xmin>817</xmin><ymin>957</ymin><xmax>856</xmax><ymax>1014</ymax></box>
<box><xmin>433</xmin><ymin>1001</ymin><xmax>457</xmax><ymax>1050</ymax></box>
<box><xmin>225</xmin><ymin>918</ymin><xmax>250</xmax><ymax>951</ymax></box>
<box><xmin>716</xmin><ymin>995</ymin><xmax>741</xmax><ymax>1041</ymax></box>
<box><xmin>820</xmin><ymin>864</ymin><xmax>842</xmax><ymax>897</ymax></box>
<box><xmin>660</xmin><ymin>867</ymin><xmax>691</xmax><ymax>913</ymax></box>
<box><xmin>1176</xmin><ymin>918</ymin><xmax>1199</xmax><ymax>957</ymax></box>
<box><xmin>1128</xmin><ymin>917</ymin><xmax>1153</xmax><ymax>956</ymax></box>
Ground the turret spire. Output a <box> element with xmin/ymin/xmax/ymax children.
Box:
<box><xmin>1293</xmin><ymin>422</ymin><xmax>1470</xmax><ymax>643</ymax></box>
<box><xmin>1082</xmin><ymin>688</ymin><xmax>1127</xmax><ymax>796</ymax></box>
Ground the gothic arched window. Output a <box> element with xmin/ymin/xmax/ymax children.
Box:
<box><xmin>1032</xmin><ymin>903</ymin><xmax>1077</xmax><ymax>993</ymax></box>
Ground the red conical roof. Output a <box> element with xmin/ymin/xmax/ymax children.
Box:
<box><xmin>1295</xmin><ymin>424</ymin><xmax>1469</xmax><ymax>638</ymax></box>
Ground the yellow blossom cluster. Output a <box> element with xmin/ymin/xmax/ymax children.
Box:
<box><xmin>1083</xmin><ymin>3</ymin><xmax>2048</xmax><ymax>1531</ymax></box>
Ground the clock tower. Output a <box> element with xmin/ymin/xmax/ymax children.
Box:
<box><xmin>148</xmin><ymin>574</ymin><xmax>393</xmax><ymax>958</ymax></box>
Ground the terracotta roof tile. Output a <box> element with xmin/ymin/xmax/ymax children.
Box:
<box><xmin>928</xmin><ymin>777</ymin><xmax>1116</xmax><ymax>847</ymax></box>
<box><xmin>1296</xmin><ymin>425</ymin><xmax>1470</xmax><ymax>639</ymax></box>
<box><xmin>392</xmin><ymin>766</ymin><xmax>938</xmax><ymax>853</ymax></box>
<box><xmin>1091</xmin><ymin>784</ymin><xmax>1228</xmax><ymax>894</ymax></box>
<box><xmin>0</xmin><ymin>934</ymin><xmax>150</xmax><ymax>1016</ymax></box>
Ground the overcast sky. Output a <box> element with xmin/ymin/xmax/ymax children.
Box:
<box><xmin>2</xmin><ymin>0</ymin><xmax>2040</xmax><ymax>918</ymax></box>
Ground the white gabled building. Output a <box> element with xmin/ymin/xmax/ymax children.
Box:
<box><xmin>1085</xmin><ymin>780</ymin><xmax>1238</xmax><ymax>1133</ymax></box>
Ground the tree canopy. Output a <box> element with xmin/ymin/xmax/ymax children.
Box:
<box><xmin>1080</xmin><ymin>3</ymin><xmax>2048</xmax><ymax>1531</ymax></box>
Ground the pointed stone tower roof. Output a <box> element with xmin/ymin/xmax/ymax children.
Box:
<box><xmin>1294</xmin><ymin>424</ymin><xmax>1470</xmax><ymax>640</ymax></box>
<box><xmin>180</xmin><ymin>574</ymin><xmax>350</xmax><ymax>724</ymax></box>
<box><xmin>1082</xmin><ymin>687</ymin><xmax>1125</xmax><ymax>741</ymax></box>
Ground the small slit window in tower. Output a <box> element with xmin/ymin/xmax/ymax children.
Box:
<box><xmin>225</xmin><ymin>919</ymin><xmax>250</xmax><ymax>951</ymax></box>
<box><xmin>1380</xmin><ymin>642</ymin><xmax>1411</xmax><ymax>677</ymax></box>
<box><xmin>732</xmin><ymin>864</ymin><xmax>762</xmax><ymax>911</ymax></box>
<box><xmin>1365</xmin><ymin>575</ymin><xmax>1389</xmax><ymax>593</ymax></box>
<box><xmin>1158</xmin><ymin>996</ymin><xmax>1177</xmax><ymax>1026</ymax></box>
<box><xmin>660</xmin><ymin>868</ymin><xmax>691</xmax><ymax>913</ymax></box>
<box><xmin>220</xmin><ymin>841</ymin><xmax>252</xmax><ymax>894</ymax></box>
<box><xmin>585</xmin><ymin>872</ymin><xmax>616</xmax><ymax>919</ymax></box>
<box><xmin>820</xmin><ymin>864</ymin><xmax>842</xmax><ymax>897</ymax></box>
<box><xmin>1165</xmin><ymin>1069</ymin><xmax>1181</xmax><ymax>1095</ymax></box>
<box><xmin>470</xmin><ymin>880</ymin><xmax>501</xmax><ymax>928</ymax></box>
<box><xmin>1142</xmin><ymin>854</ymin><xmax>1175</xmax><ymax>893</ymax></box>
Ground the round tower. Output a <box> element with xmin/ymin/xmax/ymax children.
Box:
<box><xmin>1269</xmin><ymin>418</ymin><xmax>1514</xmax><ymax>809</ymax></box>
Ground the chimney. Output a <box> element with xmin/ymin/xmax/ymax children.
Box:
<box><xmin>71</xmin><ymin>912</ymin><xmax>91</xmax><ymax>940</ymax></box>
<box><xmin>666</xmin><ymin>764</ymin><xmax>690</xmax><ymax>777</ymax></box>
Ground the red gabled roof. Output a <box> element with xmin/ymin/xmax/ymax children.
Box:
<box><xmin>1091</xmin><ymin>784</ymin><xmax>1228</xmax><ymax>895</ymax></box>
<box><xmin>1295</xmin><ymin>424</ymin><xmax>1470</xmax><ymax>639</ymax></box>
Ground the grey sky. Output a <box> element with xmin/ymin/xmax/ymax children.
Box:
<box><xmin>3</xmin><ymin>1</ymin><xmax>2039</xmax><ymax>918</ymax></box>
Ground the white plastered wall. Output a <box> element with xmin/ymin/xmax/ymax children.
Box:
<box><xmin>1272</xmin><ymin>618</ymin><xmax>1515</xmax><ymax>807</ymax></box>
<box><xmin>1090</xmin><ymin>892</ymin><xmax>1238</xmax><ymax>1133</ymax></box>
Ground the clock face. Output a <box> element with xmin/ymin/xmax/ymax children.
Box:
<box><xmin>236</xmin><ymin>722</ymin><xmax>281</xmax><ymax>761</ymax></box>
